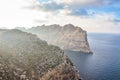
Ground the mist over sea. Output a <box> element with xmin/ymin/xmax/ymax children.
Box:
<box><xmin>65</xmin><ymin>33</ymin><xmax>120</xmax><ymax>80</ymax></box>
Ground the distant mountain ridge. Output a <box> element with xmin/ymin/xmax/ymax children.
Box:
<box><xmin>18</xmin><ymin>24</ymin><xmax>92</xmax><ymax>53</ymax></box>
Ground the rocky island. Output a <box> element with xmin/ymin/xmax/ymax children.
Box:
<box><xmin>0</xmin><ymin>29</ymin><xmax>80</xmax><ymax>80</ymax></box>
<box><xmin>18</xmin><ymin>24</ymin><xmax>92</xmax><ymax>53</ymax></box>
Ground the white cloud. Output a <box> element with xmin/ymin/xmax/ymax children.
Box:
<box><xmin>44</xmin><ymin>13</ymin><xmax>120</xmax><ymax>33</ymax></box>
<box><xmin>0</xmin><ymin>0</ymin><xmax>119</xmax><ymax>33</ymax></box>
<box><xmin>0</xmin><ymin>0</ymin><xmax>47</xmax><ymax>29</ymax></box>
<box><xmin>56</xmin><ymin>0</ymin><xmax>100</xmax><ymax>6</ymax></box>
<box><xmin>56</xmin><ymin>0</ymin><xmax>116</xmax><ymax>7</ymax></box>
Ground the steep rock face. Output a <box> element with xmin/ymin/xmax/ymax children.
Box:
<box><xmin>0</xmin><ymin>29</ymin><xmax>80</xmax><ymax>80</ymax></box>
<box><xmin>24</xmin><ymin>24</ymin><xmax>92</xmax><ymax>53</ymax></box>
<box><xmin>40</xmin><ymin>62</ymin><xmax>80</xmax><ymax>80</ymax></box>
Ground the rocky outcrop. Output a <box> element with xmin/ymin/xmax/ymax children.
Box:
<box><xmin>0</xmin><ymin>29</ymin><xmax>80</xmax><ymax>80</ymax></box>
<box><xmin>40</xmin><ymin>62</ymin><xmax>80</xmax><ymax>80</ymax></box>
<box><xmin>23</xmin><ymin>24</ymin><xmax>92</xmax><ymax>53</ymax></box>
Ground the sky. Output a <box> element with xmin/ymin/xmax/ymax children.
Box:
<box><xmin>0</xmin><ymin>0</ymin><xmax>120</xmax><ymax>33</ymax></box>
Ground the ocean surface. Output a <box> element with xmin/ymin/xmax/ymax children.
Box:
<box><xmin>64</xmin><ymin>33</ymin><xmax>120</xmax><ymax>80</ymax></box>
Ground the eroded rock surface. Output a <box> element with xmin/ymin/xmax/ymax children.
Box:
<box><xmin>22</xmin><ymin>24</ymin><xmax>92</xmax><ymax>53</ymax></box>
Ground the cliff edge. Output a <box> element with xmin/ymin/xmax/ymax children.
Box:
<box><xmin>23</xmin><ymin>24</ymin><xmax>92</xmax><ymax>53</ymax></box>
<box><xmin>0</xmin><ymin>29</ymin><xmax>80</xmax><ymax>80</ymax></box>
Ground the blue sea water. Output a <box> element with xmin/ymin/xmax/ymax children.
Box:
<box><xmin>64</xmin><ymin>33</ymin><xmax>120</xmax><ymax>80</ymax></box>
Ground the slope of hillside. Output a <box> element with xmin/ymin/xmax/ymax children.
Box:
<box><xmin>0</xmin><ymin>29</ymin><xmax>80</xmax><ymax>80</ymax></box>
<box><xmin>21</xmin><ymin>24</ymin><xmax>92</xmax><ymax>53</ymax></box>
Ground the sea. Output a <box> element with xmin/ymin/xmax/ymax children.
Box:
<box><xmin>64</xmin><ymin>33</ymin><xmax>120</xmax><ymax>80</ymax></box>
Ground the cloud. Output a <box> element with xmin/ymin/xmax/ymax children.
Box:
<box><xmin>56</xmin><ymin>0</ymin><xmax>99</xmax><ymax>7</ymax></box>
<box><xmin>26</xmin><ymin>0</ymin><xmax>91</xmax><ymax>16</ymax></box>
<box><xmin>113</xmin><ymin>19</ymin><xmax>120</xmax><ymax>22</ymax></box>
<box><xmin>0</xmin><ymin>0</ymin><xmax>120</xmax><ymax>33</ymax></box>
<box><xmin>35</xmin><ymin>19</ymin><xmax>48</xmax><ymax>23</ymax></box>
<box><xmin>68</xmin><ymin>8</ymin><xmax>90</xmax><ymax>16</ymax></box>
<box><xmin>25</xmin><ymin>0</ymin><xmax>64</xmax><ymax>11</ymax></box>
<box><xmin>56</xmin><ymin>0</ymin><xmax>120</xmax><ymax>7</ymax></box>
<box><xmin>28</xmin><ymin>0</ymin><xmax>120</xmax><ymax>17</ymax></box>
<box><xmin>0</xmin><ymin>0</ymin><xmax>48</xmax><ymax>28</ymax></box>
<box><xmin>43</xmin><ymin>13</ymin><xmax>120</xmax><ymax>33</ymax></box>
<box><xmin>58</xmin><ymin>8</ymin><xmax>90</xmax><ymax>16</ymax></box>
<box><xmin>38</xmin><ymin>1</ymin><xmax>64</xmax><ymax>11</ymax></box>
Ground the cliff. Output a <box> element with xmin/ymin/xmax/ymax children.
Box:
<box><xmin>0</xmin><ymin>29</ymin><xmax>80</xmax><ymax>80</ymax></box>
<box><xmin>23</xmin><ymin>24</ymin><xmax>92</xmax><ymax>53</ymax></box>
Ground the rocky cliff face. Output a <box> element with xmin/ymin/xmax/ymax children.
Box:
<box><xmin>24</xmin><ymin>24</ymin><xmax>92</xmax><ymax>53</ymax></box>
<box><xmin>0</xmin><ymin>29</ymin><xmax>80</xmax><ymax>80</ymax></box>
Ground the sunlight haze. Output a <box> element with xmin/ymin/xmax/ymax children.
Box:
<box><xmin>0</xmin><ymin>0</ymin><xmax>120</xmax><ymax>33</ymax></box>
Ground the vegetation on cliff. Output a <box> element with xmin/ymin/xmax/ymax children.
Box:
<box><xmin>0</xmin><ymin>29</ymin><xmax>80</xmax><ymax>80</ymax></box>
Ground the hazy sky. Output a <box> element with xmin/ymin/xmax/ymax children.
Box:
<box><xmin>0</xmin><ymin>0</ymin><xmax>120</xmax><ymax>33</ymax></box>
